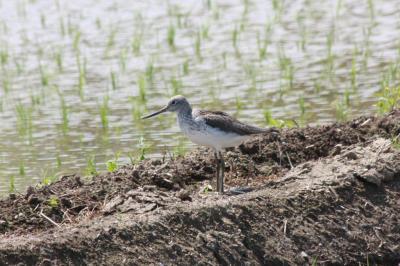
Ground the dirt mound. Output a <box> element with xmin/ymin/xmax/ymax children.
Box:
<box><xmin>1</xmin><ymin>111</ymin><xmax>400</xmax><ymax>265</ymax></box>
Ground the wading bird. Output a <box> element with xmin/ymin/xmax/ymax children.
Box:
<box><xmin>142</xmin><ymin>95</ymin><xmax>276</xmax><ymax>193</ymax></box>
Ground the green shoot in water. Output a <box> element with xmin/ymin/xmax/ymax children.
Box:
<box><xmin>173</xmin><ymin>138</ymin><xmax>187</xmax><ymax>157</ymax></box>
<box><xmin>85</xmin><ymin>156</ymin><xmax>98</xmax><ymax>177</ymax></box>
<box><xmin>60</xmin><ymin>96</ymin><xmax>69</xmax><ymax>134</ymax></box>
<box><xmin>263</xmin><ymin>109</ymin><xmax>295</xmax><ymax>128</ymax></box>
<box><xmin>100</xmin><ymin>96</ymin><xmax>110</xmax><ymax>129</ymax></box>
<box><xmin>137</xmin><ymin>74</ymin><xmax>147</xmax><ymax>103</ymax></box>
<box><xmin>167</xmin><ymin>24</ymin><xmax>175</xmax><ymax>48</ymax></box>
<box><xmin>15</xmin><ymin>102</ymin><xmax>33</xmax><ymax>144</ymax></box>
<box><xmin>9</xmin><ymin>175</ymin><xmax>15</xmax><ymax>193</ymax></box>
<box><xmin>110</xmin><ymin>71</ymin><xmax>117</xmax><ymax>90</ymax></box>
<box><xmin>19</xmin><ymin>162</ymin><xmax>25</xmax><ymax>176</ymax></box>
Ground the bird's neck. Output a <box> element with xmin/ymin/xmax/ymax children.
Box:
<box><xmin>177</xmin><ymin>106</ymin><xmax>193</xmax><ymax>120</ymax></box>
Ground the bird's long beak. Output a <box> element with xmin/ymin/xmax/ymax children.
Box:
<box><xmin>141</xmin><ymin>106</ymin><xmax>168</xmax><ymax>119</ymax></box>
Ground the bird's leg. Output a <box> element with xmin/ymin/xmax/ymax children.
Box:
<box><xmin>217</xmin><ymin>151</ymin><xmax>224</xmax><ymax>193</ymax></box>
<box><xmin>214</xmin><ymin>151</ymin><xmax>220</xmax><ymax>192</ymax></box>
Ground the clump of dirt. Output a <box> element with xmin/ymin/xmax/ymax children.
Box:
<box><xmin>0</xmin><ymin>111</ymin><xmax>400</xmax><ymax>265</ymax></box>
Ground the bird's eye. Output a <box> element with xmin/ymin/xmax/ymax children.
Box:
<box><xmin>171</xmin><ymin>100</ymin><xmax>176</xmax><ymax>105</ymax></box>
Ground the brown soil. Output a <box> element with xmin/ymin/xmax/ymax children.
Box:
<box><xmin>1</xmin><ymin>110</ymin><xmax>400</xmax><ymax>265</ymax></box>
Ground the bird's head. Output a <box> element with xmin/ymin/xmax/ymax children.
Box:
<box><xmin>141</xmin><ymin>95</ymin><xmax>190</xmax><ymax>119</ymax></box>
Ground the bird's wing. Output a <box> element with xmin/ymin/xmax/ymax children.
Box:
<box><xmin>197</xmin><ymin>110</ymin><xmax>267</xmax><ymax>136</ymax></box>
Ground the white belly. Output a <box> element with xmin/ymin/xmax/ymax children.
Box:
<box><xmin>184</xmin><ymin>126</ymin><xmax>250</xmax><ymax>151</ymax></box>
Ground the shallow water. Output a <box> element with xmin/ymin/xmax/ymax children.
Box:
<box><xmin>0</xmin><ymin>0</ymin><xmax>399</xmax><ymax>195</ymax></box>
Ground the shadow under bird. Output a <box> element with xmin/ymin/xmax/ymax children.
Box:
<box><xmin>142</xmin><ymin>95</ymin><xmax>276</xmax><ymax>193</ymax></box>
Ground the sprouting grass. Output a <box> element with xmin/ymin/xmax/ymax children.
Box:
<box><xmin>132</xmin><ymin>31</ymin><xmax>142</xmax><ymax>55</ymax></box>
<box><xmin>376</xmin><ymin>86</ymin><xmax>400</xmax><ymax>114</ymax></box>
<box><xmin>298</xmin><ymin>96</ymin><xmax>306</xmax><ymax>122</ymax></box>
<box><xmin>54</xmin><ymin>48</ymin><xmax>63</xmax><ymax>73</ymax></box>
<box><xmin>100</xmin><ymin>96</ymin><xmax>110</xmax><ymax>129</ymax></box>
<box><xmin>195</xmin><ymin>31</ymin><xmax>202</xmax><ymax>60</ymax></box>
<box><xmin>19</xmin><ymin>161</ymin><xmax>25</xmax><ymax>176</ymax></box>
<box><xmin>85</xmin><ymin>156</ymin><xmax>98</xmax><ymax>177</ymax></box>
<box><xmin>167</xmin><ymin>24</ymin><xmax>175</xmax><ymax>48</ymax></box>
<box><xmin>60</xmin><ymin>95</ymin><xmax>69</xmax><ymax>134</ymax></box>
<box><xmin>110</xmin><ymin>71</ymin><xmax>117</xmax><ymax>90</ymax></box>
<box><xmin>73</xmin><ymin>30</ymin><xmax>81</xmax><ymax>51</ymax></box>
<box><xmin>56</xmin><ymin>153</ymin><xmax>62</xmax><ymax>169</ymax></box>
<box><xmin>257</xmin><ymin>32</ymin><xmax>268</xmax><ymax>61</ymax></box>
<box><xmin>145</xmin><ymin>60</ymin><xmax>154</xmax><ymax>82</ymax></box>
<box><xmin>326</xmin><ymin>26</ymin><xmax>335</xmax><ymax>74</ymax></box>
<box><xmin>263</xmin><ymin>109</ymin><xmax>295</xmax><ymax>128</ymax></box>
<box><xmin>351</xmin><ymin>47</ymin><xmax>358</xmax><ymax>90</ymax></box>
<box><xmin>137</xmin><ymin>74</ymin><xmax>147</xmax><ymax>102</ymax></box>
<box><xmin>106</xmin><ymin>152</ymin><xmax>120</xmax><ymax>172</ymax></box>
<box><xmin>119</xmin><ymin>47</ymin><xmax>128</xmax><ymax>72</ymax></box>
<box><xmin>235</xmin><ymin>96</ymin><xmax>244</xmax><ymax>112</ymax></box>
<box><xmin>170</xmin><ymin>76</ymin><xmax>182</xmax><ymax>95</ymax></box>
<box><xmin>182</xmin><ymin>59</ymin><xmax>189</xmax><ymax>75</ymax></box>
<box><xmin>76</xmin><ymin>53</ymin><xmax>86</xmax><ymax>99</ymax></box>
<box><xmin>9</xmin><ymin>175</ymin><xmax>15</xmax><ymax>193</ymax></box>
<box><xmin>38</xmin><ymin>61</ymin><xmax>49</xmax><ymax>87</ymax></box>
<box><xmin>15</xmin><ymin>102</ymin><xmax>33</xmax><ymax>143</ymax></box>
<box><xmin>41</xmin><ymin>171</ymin><xmax>58</xmax><ymax>186</ymax></box>
<box><xmin>232</xmin><ymin>26</ymin><xmax>239</xmax><ymax>48</ymax></box>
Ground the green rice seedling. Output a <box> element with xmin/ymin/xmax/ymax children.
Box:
<box><xmin>59</xmin><ymin>16</ymin><xmax>65</xmax><ymax>36</ymax></box>
<box><xmin>130</xmin><ymin>97</ymin><xmax>146</xmax><ymax>121</ymax></box>
<box><xmin>38</xmin><ymin>61</ymin><xmax>49</xmax><ymax>87</ymax></box>
<box><xmin>19</xmin><ymin>161</ymin><xmax>25</xmax><ymax>176</ymax></box>
<box><xmin>376</xmin><ymin>86</ymin><xmax>400</xmax><ymax>114</ymax></box>
<box><xmin>60</xmin><ymin>95</ymin><xmax>69</xmax><ymax>134</ymax></box>
<box><xmin>201</xmin><ymin>24</ymin><xmax>209</xmax><ymax>39</ymax></box>
<box><xmin>326</xmin><ymin>26</ymin><xmax>335</xmax><ymax>74</ymax></box>
<box><xmin>95</xmin><ymin>17</ymin><xmax>102</xmax><ymax>29</ymax></box>
<box><xmin>350</xmin><ymin>48</ymin><xmax>357</xmax><ymax>90</ymax></box>
<box><xmin>235</xmin><ymin>96</ymin><xmax>244</xmax><ymax>112</ymax></box>
<box><xmin>106</xmin><ymin>152</ymin><xmax>120</xmax><ymax>172</ymax></box>
<box><xmin>100</xmin><ymin>96</ymin><xmax>110</xmax><ymax>129</ymax></box>
<box><xmin>257</xmin><ymin>32</ymin><xmax>268</xmax><ymax>61</ymax></box>
<box><xmin>137</xmin><ymin>74</ymin><xmax>147</xmax><ymax>103</ymax></box>
<box><xmin>40</xmin><ymin>13</ymin><xmax>46</xmax><ymax>28</ymax></box>
<box><xmin>195</xmin><ymin>31</ymin><xmax>202</xmax><ymax>60</ymax></box>
<box><xmin>132</xmin><ymin>31</ymin><xmax>142</xmax><ymax>55</ymax></box>
<box><xmin>137</xmin><ymin>136</ymin><xmax>147</xmax><ymax>161</ymax></box>
<box><xmin>54</xmin><ymin>48</ymin><xmax>63</xmax><ymax>73</ymax></box>
<box><xmin>106</xmin><ymin>27</ymin><xmax>117</xmax><ymax>50</ymax></box>
<box><xmin>335</xmin><ymin>0</ymin><xmax>342</xmax><ymax>17</ymax></box>
<box><xmin>56</xmin><ymin>153</ymin><xmax>62</xmax><ymax>169</ymax></box>
<box><xmin>0</xmin><ymin>47</ymin><xmax>8</xmax><ymax>68</ymax></box>
<box><xmin>263</xmin><ymin>109</ymin><xmax>295</xmax><ymax>128</ymax></box>
<box><xmin>76</xmin><ymin>53</ymin><xmax>86</xmax><ymax>99</ymax></box>
<box><xmin>298</xmin><ymin>96</ymin><xmax>306</xmax><ymax>118</ymax></box>
<box><xmin>170</xmin><ymin>76</ymin><xmax>182</xmax><ymax>95</ymax></box>
<box><xmin>14</xmin><ymin>58</ymin><xmax>23</xmax><ymax>74</ymax></box>
<box><xmin>110</xmin><ymin>71</ymin><xmax>117</xmax><ymax>90</ymax></box>
<box><xmin>367</xmin><ymin>0</ymin><xmax>374</xmax><ymax>19</ymax></box>
<box><xmin>232</xmin><ymin>26</ymin><xmax>238</xmax><ymax>48</ymax></box>
<box><xmin>145</xmin><ymin>60</ymin><xmax>154</xmax><ymax>82</ymax></box>
<box><xmin>73</xmin><ymin>30</ymin><xmax>81</xmax><ymax>51</ymax></box>
<box><xmin>15</xmin><ymin>102</ymin><xmax>33</xmax><ymax>143</ymax></box>
<box><xmin>9</xmin><ymin>175</ymin><xmax>15</xmax><ymax>193</ymax></box>
<box><xmin>42</xmin><ymin>173</ymin><xmax>57</xmax><ymax>186</ymax></box>
<box><xmin>167</xmin><ymin>24</ymin><xmax>175</xmax><ymax>49</ymax></box>
<box><xmin>2</xmin><ymin>74</ymin><xmax>10</xmax><ymax>94</ymax></box>
<box><xmin>119</xmin><ymin>47</ymin><xmax>128</xmax><ymax>72</ymax></box>
<box><xmin>85</xmin><ymin>156</ymin><xmax>98</xmax><ymax>176</ymax></box>
<box><xmin>182</xmin><ymin>59</ymin><xmax>189</xmax><ymax>75</ymax></box>
<box><xmin>335</xmin><ymin>97</ymin><xmax>349</xmax><ymax>122</ymax></box>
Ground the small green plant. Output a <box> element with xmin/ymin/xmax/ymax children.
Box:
<box><xmin>48</xmin><ymin>196</ymin><xmax>59</xmax><ymax>208</ymax></box>
<box><xmin>85</xmin><ymin>156</ymin><xmax>98</xmax><ymax>176</ymax></box>
<box><xmin>100</xmin><ymin>96</ymin><xmax>109</xmax><ymax>129</ymax></box>
<box><xmin>9</xmin><ymin>175</ymin><xmax>15</xmax><ymax>193</ymax></box>
<box><xmin>167</xmin><ymin>24</ymin><xmax>175</xmax><ymax>48</ymax></box>
<box><xmin>170</xmin><ymin>76</ymin><xmax>182</xmax><ymax>95</ymax></box>
<box><xmin>137</xmin><ymin>74</ymin><xmax>147</xmax><ymax>103</ymax></box>
<box><xmin>106</xmin><ymin>152</ymin><xmax>120</xmax><ymax>172</ymax></box>
<box><xmin>110</xmin><ymin>71</ymin><xmax>117</xmax><ymax>90</ymax></box>
<box><xmin>60</xmin><ymin>96</ymin><xmax>69</xmax><ymax>134</ymax></box>
<box><xmin>19</xmin><ymin>162</ymin><xmax>25</xmax><ymax>176</ymax></box>
<box><xmin>376</xmin><ymin>86</ymin><xmax>400</xmax><ymax>114</ymax></box>
<box><xmin>173</xmin><ymin>139</ymin><xmax>187</xmax><ymax>157</ymax></box>
<box><xmin>263</xmin><ymin>109</ymin><xmax>295</xmax><ymax>128</ymax></box>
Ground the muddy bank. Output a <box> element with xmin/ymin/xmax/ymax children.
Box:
<box><xmin>0</xmin><ymin>111</ymin><xmax>400</xmax><ymax>265</ymax></box>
